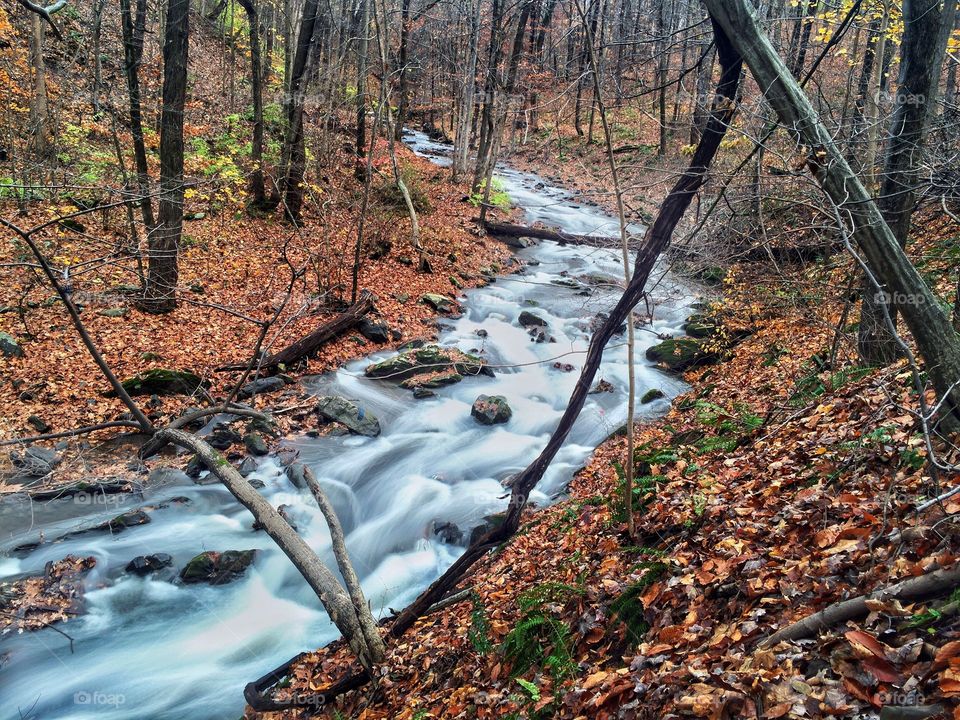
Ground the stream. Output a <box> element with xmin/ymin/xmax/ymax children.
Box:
<box><xmin>0</xmin><ymin>131</ymin><xmax>702</xmax><ymax>720</ymax></box>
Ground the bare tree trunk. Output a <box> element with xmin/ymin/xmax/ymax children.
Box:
<box><xmin>90</xmin><ymin>0</ymin><xmax>106</xmax><ymax>114</ymax></box>
<box><xmin>120</xmin><ymin>0</ymin><xmax>155</xmax><ymax>234</ymax></box>
<box><xmin>27</xmin><ymin>13</ymin><xmax>51</xmax><ymax>157</ymax></box>
<box><xmin>857</xmin><ymin>0</ymin><xmax>955</xmax><ymax>364</ymax></box>
<box><xmin>863</xmin><ymin>0</ymin><xmax>890</xmax><ymax>188</ymax></box>
<box><xmin>452</xmin><ymin>0</ymin><xmax>481</xmax><ymax>180</ymax></box>
<box><xmin>141</xmin><ymin>0</ymin><xmax>190</xmax><ymax>313</ymax></box>
<box><xmin>237</xmin><ymin>0</ymin><xmax>269</xmax><ymax>209</ymax></box>
<box><xmin>354</xmin><ymin>0</ymin><xmax>371</xmax><ymax>167</ymax></box>
<box><xmin>394</xmin><ymin>0</ymin><xmax>413</xmax><ymax>140</ymax></box>
<box><xmin>703</xmin><ymin>0</ymin><xmax>960</xmax><ymax>431</ymax></box>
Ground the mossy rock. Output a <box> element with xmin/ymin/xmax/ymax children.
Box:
<box><xmin>401</xmin><ymin>371</ymin><xmax>463</xmax><ymax>390</ymax></box>
<box><xmin>645</xmin><ymin>338</ymin><xmax>718</xmax><ymax>373</ymax></box>
<box><xmin>180</xmin><ymin>549</ymin><xmax>257</xmax><ymax>585</ymax></box>
<box><xmin>365</xmin><ymin>345</ymin><xmax>489</xmax><ymax>382</ymax></box>
<box><xmin>421</xmin><ymin>293</ymin><xmax>458</xmax><ymax>313</ymax></box>
<box><xmin>114</xmin><ymin>369</ymin><xmax>208</xmax><ymax>397</ymax></box>
<box><xmin>641</xmin><ymin>388</ymin><xmax>666</xmax><ymax>404</ymax></box>
<box><xmin>682</xmin><ymin>313</ymin><xmax>718</xmax><ymax>339</ymax></box>
<box><xmin>471</xmin><ymin>394</ymin><xmax>512</xmax><ymax>425</ymax></box>
<box><xmin>0</xmin><ymin>331</ymin><xmax>23</xmax><ymax>358</ymax></box>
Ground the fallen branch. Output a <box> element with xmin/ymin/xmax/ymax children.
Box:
<box><xmin>138</xmin><ymin>404</ymin><xmax>269</xmax><ymax>458</ymax></box>
<box><xmin>217</xmin><ymin>290</ymin><xmax>375</xmax><ymax>371</ymax></box>
<box><xmin>761</xmin><ymin>563</ymin><xmax>960</xmax><ymax>648</ymax></box>
<box><xmin>0</xmin><ymin>420</ymin><xmax>143</xmax><ymax>447</ymax></box>
<box><xmin>482</xmin><ymin>219</ymin><xmax>633</xmax><ymax>250</ymax></box>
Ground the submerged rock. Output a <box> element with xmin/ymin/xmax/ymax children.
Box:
<box><xmin>471</xmin><ymin>395</ymin><xmax>512</xmax><ymax>425</ymax></box>
<box><xmin>315</xmin><ymin>396</ymin><xmax>381</xmax><ymax>437</ymax></box>
<box><xmin>179</xmin><ymin>550</ymin><xmax>257</xmax><ymax>585</ymax></box>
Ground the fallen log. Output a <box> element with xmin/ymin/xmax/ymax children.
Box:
<box><xmin>482</xmin><ymin>219</ymin><xmax>634</xmax><ymax>250</ymax></box>
<box><xmin>217</xmin><ymin>290</ymin><xmax>374</xmax><ymax>371</ymax></box>
<box><xmin>760</xmin><ymin>563</ymin><xmax>960</xmax><ymax>648</ymax></box>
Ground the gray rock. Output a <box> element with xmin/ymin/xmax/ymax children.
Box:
<box><xmin>500</xmin><ymin>236</ymin><xmax>537</xmax><ymax>249</ymax></box>
<box><xmin>27</xmin><ymin>415</ymin><xmax>50</xmax><ymax>433</ymax></box>
<box><xmin>420</xmin><ymin>293</ymin><xmax>458</xmax><ymax>313</ymax></box>
<box><xmin>315</xmin><ymin>396</ymin><xmax>381</xmax><ymax>437</ymax></box>
<box><xmin>286</xmin><ymin>462</ymin><xmax>308</xmax><ymax>489</ymax></box>
<box><xmin>433</xmin><ymin>521</ymin><xmax>463</xmax><ymax>545</ymax></box>
<box><xmin>244</xmin><ymin>432</ymin><xmax>269</xmax><ymax>456</ymax></box>
<box><xmin>208</xmin><ymin>423</ymin><xmax>242</xmax><ymax>450</ymax></box>
<box><xmin>125</xmin><ymin>553</ymin><xmax>173</xmax><ymax>576</ymax></box>
<box><xmin>114</xmin><ymin>368</ymin><xmax>208</xmax><ymax>397</ymax></box>
<box><xmin>518</xmin><ymin>310</ymin><xmax>547</xmax><ymax>328</ymax></box>
<box><xmin>412</xmin><ymin>387</ymin><xmax>436</xmax><ymax>399</ymax></box>
<box><xmin>238</xmin><ymin>457</ymin><xmax>258</xmax><ymax>477</ymax></box>
<box><xmin>237</xmin><ymin>376</ymin><xmax>286</xmax><ymax>399</ymax></box>
<box><xmin>358</xmin><ymin>319</ymin><xmax>390</xmax><ymax>343</ymax></box>
<box><xmin>0</xmin><ymin>331</ymin><xmax>23</xmax><ymax>358</ymax></box>
<box><xmin>97</xmin><ymin>307</ymin><xmax>128</xmax><ymax>318</ymax></box>
<box><xmin>471</xmin><ymin>395</ymin><xmax>512</xmax><ymax>425</ymax></box>
<box><xmin>365</xmin><ymin>344</ymin><xmax>489</xmax><ymax>383</ymax></box>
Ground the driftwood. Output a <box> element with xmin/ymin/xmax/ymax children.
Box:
<box><xmin>218</xmin><ymin>290</ymin><xmax>375</xmax><ymax>371</ymax></box>
<box><xmin>482</xmin><ymin>219</ymin><xmax>637</xmax><ymax>251</ymax></box>
<box><xmin>761</xmin><ymin>563</ymin><xmax>960</xmax><ymax>648</ymax></box>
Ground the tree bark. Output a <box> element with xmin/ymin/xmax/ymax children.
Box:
<box><xmin>141</xmin><ymin>0</ymin><xmax>189</xmax><ymax>313</ymax></box>
<box><xmin>702</xmin><ymin>0</ymin><xmax>960</xmax><ymax>432</ymax></box>
<box><xmin>858</xmin><ymin>0</ymin><xmax>955</xmax><ymax>364</ymax></box>
<box><xmin>120</xmin><ymin>0</ymin><xmax>155</xmax><ymax>234</ymax></box>
<box><xmin>237</xmin><ymin>0</ymin><xmax>269</xmax><ymax>209</ymax></box>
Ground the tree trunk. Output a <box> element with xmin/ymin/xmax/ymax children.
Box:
<box><xmin>452</xmin><ymin>0</ymin><xmax>481</xmax><ymax>180</ymax></box>
<box><xmin>120</xmin><ymin>0</ymin><xmax>155</xmax><ymax>234</ymax></box>
<box><xmin>355</xmin><ymin>0</ymin><xmax>371</xmax><ymax>167</ymax></box>
<box><xmin>394</xmin><ymin>0</ymin><xmax>413</xmax><ymax>140</ymax></box>
<box><xmin>857</xmin><ymin>0</ymin><xmax>955</xmax><ymax>364</ymax></box>
<box><xmin>27</xmin><ymin>13</ymin><xmax>51</xmax><ymax>156</ymax></box>
<box><xmin>141</xmin><ymin>0</ymin><xmax>190</xmax><ymax>314</ymax></box>
<box><xmin>702</xmin><ymin>0</ymin><xmax>960</xmax><ymax>432</ymax></box>
<box><xmin>90</xmin><ymin>0</ymin><xmax>106</xmax><ymax>115</ymax></box>
<box><xmin>277</xmin><ymin>0</ymin><xmax>320</xmax><ymax>222</ymax></box>
<box><xmin>237</xmin><ymin>0</ymin><xmax>268</xmax><ymax>209</ymax></box>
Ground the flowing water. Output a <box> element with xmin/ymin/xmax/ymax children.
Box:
<box><xmin>0</xmin><ymin>132</ymin><xmax>702</xmax><ymax>719</ymax></box>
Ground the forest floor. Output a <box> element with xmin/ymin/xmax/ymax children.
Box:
<box><xmin>248</xmin><ymin>202</ymin><xmax>960</xmax><ymax>719</ymax></box>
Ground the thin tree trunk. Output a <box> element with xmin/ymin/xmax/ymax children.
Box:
<box><xmin>237</xmin><ymin>0</ymin><xmax>269</xmax><ymax>208</ymax></box>
<box><xmin>141</xmin><ymin>0</ymin><xmax>190</xmax><ymax>313</ymax></box>
<box><xmin>120</xmin><ymin>0</ymin><xmax>156</xmax><ymax>235</ymax></box>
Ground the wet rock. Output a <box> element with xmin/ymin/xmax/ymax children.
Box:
<box><xmin>500</xmin><ymin>236</ymin><xmax>537</xmax><ymax>249</ymax></box>
<box><xmin>125</xmin><ymin>553</ymin><xmax>173</xmax><ymax>576</ymax></box>
<box><xmin>589</xmin><ymin>379</ymin><xmax>615</xmax><ymax>394</ymax></box>
<box><xmin>528</xmin><ymin>326</ymin><xmax>553</xmax><ymax>343</ymax></box>
<box><xmin>412</xmin><ymin>387</ymin><xmax>436</xmax><ymax>400</ymax></box>
<box><xmin>286</xmin><ymin>462</ymin><xmax>308</xmax><ymax>489</ymax></box>
<box><xmin>550</xmin><ymin>277</ymin><xmax>582</xmax><ymax>289</ymax></box>
<box><xmin>237</xmin><ymin>376</ymin><xmax>286</xmax><ymax>399</ymax></box>
<box><xmin>475</xmin><ymin>329</ymin><xmax>488</xmax><ymax>338</ymax></box>
<box><xmin>315</xmin><ymin>396</ymin><xmax>381</xmax><ymax>437</ymax></box>
<box><xmin>365</xmin><ymin>345</ymin><xmax>489</xmax><ymax>383</ymax></box>
<box><xmin>208</xmin><ymin>423</ymin><xmax>242</xmax><ymax>450</ymax></box>
<box><xmin>249</xmin><ymin>478</ymin><xmax>265</xmax><ymax>489</ymax></box>
<box><xmin>358</xmin><ymin>319</ymin><xmax>391</xmax><ymax>344</ymax></box>
<box><xmin>641</xmin><ymin>388</ymin><xmax>666</xmax><ymax>404</ymax></box>
<box><xmin>179</xmin><ymin>550</ymin><xmax>257</xmax><ymax>585</ymax></box>
<box><xmin>244</xmin><ymin>432</ymin><xmax>269</xmax><ymax>456</ymax></box>
<box><xmin>113</xmin><ymin>369</ymin><xmax>209</xmax><ymax>397</ymax></box>
<box><xmin>401</xmin><ymin>371</ymin><xmax>462</xmax><ymax>390</ymax></box>
<box><xmin>433</xmin><ymin>521</ymin><xmax>463</xmax><ymax>545</ymax></box>
<box><xmin>469</xmin><ymin>511</ymin><xmax>508</xmax><ymax>545</ymax></box>
<box><xmin>238</xmin><ymin>457</ymin><xmax>258</xmax><ymax>477</ymax></box>
<box><xmin>100</xmin><ymin>509</ymin><xmax>151</xmax><ymax>533</ymax></box>
<box><xmin>0</xmin><ymin>331</ymin><xmax>23</xmax><ymax>358</ymax></box>
<box><xmin>645</xmin><ymin>337</ymin><xmax>718</xmax><ymax>373</ymax></box>
<box><xmin>185</xmin><ymin>454</ymin><xmax>205</xmax><ymax>479</ymax></box>
<box><xmin>518</xmin><ymin>310</ymin><xmax>547</xmax><ymax>328</ymax></box>
<box><xmin>420</xmin><ymin>293</ymin><xmax>458</xmax><ymax>313</ymax></box>
<box><xmin>471</xmin><ymin>395</ymin><xmax>512</xmax><ymax>425</ymax></box>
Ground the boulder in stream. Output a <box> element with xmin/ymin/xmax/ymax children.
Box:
<box><xmin>420</xmin><ymin>293</ymin><xmax>458</xmax><ymax>313</ymax></box>
<box><xmin>518</xmin><ymin>310</ymin><xmax>547</xmax><ymax>328</ymax></box>
<box><xmin>471</xmin><ymin>395</ymin><xmax>512</xmax><ymax>425</ymax></box>
<box><xmin>641</xmin><ymin>388</ymin><xmax>666</xmax><ymax>404</ymax></box>
<box><xmin>315</xmin><ymin>396</ymin><xmax>381</xmax><ymax>437</ymax></box>
<box><xmin>125</xmin><ymin>553</ymin><xmax>173</xmax><ymax>576</ymax></box>
<box><xmin>244</xmin><ymin>431</ymin><xmax>269</xmax><ymax>456</ymax></box>
<box><xmin>365</xmin><ymin>345</ymin><xmax>489</xmax><ymax>384</ymax></box>
<box><xmin>179</xmin><ymin>550</ymin><xmax>258</xmax><ymax>585</ymax></box>
<box><xmin>645</xmin><ymin>337</ymin><xmax>719</xmax><ymax>373</ymax></box>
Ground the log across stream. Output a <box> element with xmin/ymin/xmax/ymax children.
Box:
<box><xmin>0</xmin><ymin>130</ymin><xmax>703</xmax><ymax>719</ymax></box>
